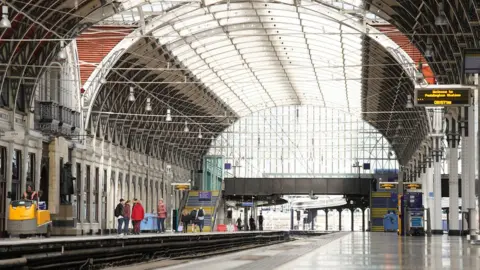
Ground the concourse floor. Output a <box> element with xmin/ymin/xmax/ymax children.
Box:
<box><xmin>151</xmin><ymin>232</ymin><xmax>480</xmax><ymax>270</ymax></box>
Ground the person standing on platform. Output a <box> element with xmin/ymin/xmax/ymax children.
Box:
<box><xmin>123</xmin><ymin>200</ymin><xmax>131</xmax><ymax>235</ymax></box>
<box><xmin>114</xmin><ymin>199</ymin><xmax>125</xmax><ymax>235</ymax></box>
<box><xmin>156</xmin><ymin>198</ymin><xmax>167</xmax><ymax>233</ymax></box>
<box><xmin>197</xmin><ymin>207</ymin><xmax>205</xmax><ymax>232</ymax></box>
<box><xmin>258</xmin><ymin>213</ymin><xmax>264</xmax><ymax>231</ymax></box>
<box><xmin>236</xmin><ymin>217</ymin><xmax>243</xmax><ymax>231</ymax></box>
<box><xmin>190</xmin><ymin>208</ymin><xmax>198</xmax><ymax>232</ymax></box>
<box><xmin>249</xmin><ymin>216</ymin><xmax>256</xmax><ymax>231</ymax></box>
<box><xmin>181</xmin><ymin>209</ymin><xmax>189</xmax><ymax>233</ymax></box>
<box><xmin>131</xmin><ymin>199</ymin><xmax>145</xmax><ymax>234</ymax></box>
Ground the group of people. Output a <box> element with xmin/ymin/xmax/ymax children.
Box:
<box><xmin>115</xmin><ymin>198</ymin><xmax>168</xmax><ymax>235</ymax></box>
<box><xmin>180</xmin><ymin>207</ymin><xmax>205</xmax><ymax>233</ymax></box>
<box><xmin>236</xmin><ymin>213</ymin><xmax>264</xmax><ymax>231</ymax></box>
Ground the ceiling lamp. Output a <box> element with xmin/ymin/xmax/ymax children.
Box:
<box><xmin>198</xmin><ymin>128</ymin><xmax>202</xmax><ymax>139</ymax></box>
<box><xmin>165</xmin><ymin>109</ymin><xmax>172</xmax><ymax>122</ymax></box>
<box><xmin>184</xmin><ymin>121</ymin><xmax>189</xmax><ymax>132</ymax></box>
<box><xmin>100</xmin><ymin>76</ymin><xmax>107</xmax><ymax>84</ymax></box>
<box><xmin>406</xmin><ymin>94</ymin><xmax>414</xmax><ymax>109</ymax></box>
<box><xmin>424</xmin><ymin>38</ymin><xmax>433</xmax><ymax>58</ymax></box>
<box><xmin>128</xmin><ymin>87</ymin><xmax>135</xmax><ymax>102</ymax></box>
<box><xmin>0</xmin><ymin>6</ymin><xmax>10</xmax><ymax>29</ymax></box>
<box><xmin>435</xmin><ymin>2</ymin><xmax>448</xmax><ymax>26</ymax></box>
<box><xmin>145</xmin><ymin>98</ymin><xmax>152</xmax><ymax>111</ymax></box>
<box><xmin>57</xmin><ymin>40</ymin><xmax>67</xmax><ymax>61</ymax></box>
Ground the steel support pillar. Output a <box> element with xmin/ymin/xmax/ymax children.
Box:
<box><xmin>426</xmin><ymin>165</ymin><xmax>434</xmax><ymax>230</ymax></box>
<box><xmin>325</xmin><ymin>209</ymin><xmax>328</xmax><ymax>231</ymax></box>
<box><xmin>351</xmin><ymin>209</ymin><xmax>354</xmax><ymax>231</ymax></box>
<box><xmin>362</xmin><ymin>208</ymin><xmax>365</xmax><ymax>232</ymax></box>
<box><xmin>461</xmin><ymin>107</ymin><xmax>469</xmax><ymax>235</ymax></box>
<box><xmin>338</xmin><ymin>209</ymin><xmax>342</xmax><ymax>231</ymax></box>
<box><xmin>432</xmin><ymin>109</ymin><xmax>443</xmax><ymax>234</ymax></box>
<box><xmin>447</xmin><ymin>110</ymin><xmax>460</xmax><ymax>236</ymax></box>
<box><xmin>467</xmin><ymin>103</ymin><xmax>477</xmax><ymax>236</ymax></box>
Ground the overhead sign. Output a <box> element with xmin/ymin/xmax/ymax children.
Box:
<box><xmin>171</xmin><ymin>182</ymin><xmax>191</xmax><ymax>191</ymax></box>
<box><xmin>379</xmin><ymin>182</ymin><xmax>398</xmax><ymax>190</ymax></box>
<box><xmin>415</xmin><ymin>87</ymin><xmax>471</xmax><ymax>107</ymax></box>
<box><xmin>404</xmin><ymin>183</ymin><xmax>422</xmax><ymax>190</ymax></box>
<box><xmin>463</xmin><ymin>48</ymin><xmax>480</xmax><ymax>74</ymax></box>
<box><xmin>199</xmin><ymin>191</ymin><xmax>211</xmax><ymax>201</ymax></box>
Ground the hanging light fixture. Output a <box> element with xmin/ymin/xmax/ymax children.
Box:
<box><xmin>145</xmin><ymin>98</ymin><xmax>152</xmax><ymax>111</ymax></box>
<box><xmin>184</xmin><ymin>121</ymin><xmax>189</xmax><ymax>132</ymax></box>
<box><xmin>424</xmin><ymin>37</ymin><xmax>433</xmax><ymax>58</ymax></box>
<box><xmin>57</xmin><ymin>40</ymin><xmax>67</xmax><ymax>61</ymax></box>
<box><xmin>406</xmin><ymin>94</ymin><xmax>414</xmax><ymax>108</ymax></box>
<box><xmin>100</xmin><ymin>76</ymin><xmax>107</xmax><ymax>84</ymax></box>
<box><xmin>128</xmin><ymin>87</ymin><xmax>135</xmax><ymax>102</ymax></box>
<box><xmin>198</xmin><ymin>128</ymin><xmax>203</xmax><ymax>139</ymax></box>
<box><xmin>165</xmin><ymin>109</ymin><xmax>172</xmax><ymax>122</ymax></box>
<box><xmin>435</xmin><ymin>2</ymin><xmax>448</xmax><ymax>26</ymax></box>
<box><xmin>0</xmin><ymin>5</ymin><xmax>11</xmax><ymax>29</ymax></box>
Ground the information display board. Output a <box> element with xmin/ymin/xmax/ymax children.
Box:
<box><xmin>379</xmin><ymin>182</ymin><xmax>398</xmax><ymax>190</ymax></box>
<box><xmin>404</xmin><ymin>183</ymin><xmax>422</xmax><ymax>190</ymax></box>
<box><xmin>415</xmin><ymin>87</ymin><xmax>471</xmax><ymax>106</ymax></box>
<box><xmin>172</xmin><ymin>182</ymin><xmax>191</xmax><ymax>191</ymax></box>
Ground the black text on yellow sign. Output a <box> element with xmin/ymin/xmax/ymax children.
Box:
<box><xmin>415</xmin><ymin>88</ymin><xmax>471</xmax><ymax>107</ymax></box>
<box><xmin>405</xmin><ymin>183</ymin><xmax>422</xmax><ymax>190</ymax></box>
<box><xmin>379</xmin><ymin>182</ymin><xmax>398</xmax><ymax>190</ymax></box>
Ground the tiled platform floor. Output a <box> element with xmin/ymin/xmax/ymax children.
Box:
<box><xmin>157</xmin><ymin>232</ymin><xmax>480</xmax><ymax>270</ymax></box>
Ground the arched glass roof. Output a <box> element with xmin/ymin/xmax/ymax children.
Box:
<box><xmin>153</xmin><ymin>0</ymin><xmax>363</xmax><ymax>116</ymax></box>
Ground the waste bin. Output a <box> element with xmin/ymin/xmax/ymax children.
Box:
<box><xmin>383</xmin><ymin>211</ymin><xmax>398</xmax><ymax>232</ymax></box>
<box><xmin>140</xmin><ymin>214</ymin><xmax>158</xmax><ymax>232</ymax></box>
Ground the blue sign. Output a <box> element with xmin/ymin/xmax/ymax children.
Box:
<box><xmin>199</xmin><ymin>191</ymin><xmax>212</xmax><ymax>201</ymax></box>
<box><xmin>363</xmin><ymin>163</ymin><xmax>371</xmax><ymax>170</ymax></box>
<box><xmin>224</xmin><ymin>163</ymin><xmax>232</xmax><ymax>170</ymax></box>
<box><xmin>428</xmin><ymin>192</ymin><xmax>434</xmax><ymax>198</ymax></box>
<box><xmin>241</xmin><ymin>202</ymin><xmax>253</xmax><ymax>207</ymax></box>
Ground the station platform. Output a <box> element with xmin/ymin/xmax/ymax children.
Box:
<box><xmin>0</xmin><ymin>231</ymin><xmax>289</xmax><ymax>269</ymax></box>
<box><xmin>141</xmin><ymin>232</ymin><xmax>480</xmax><ymax>270</ymax></box>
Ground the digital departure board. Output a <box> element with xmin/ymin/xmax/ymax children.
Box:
<box><xmin>415</xmin><ymin>87</ymin><xmax>471</xmax><ymax>106</ymax></box>
<box><xmin>379</xmin><ymin>182</ymin><xmax>398</xmax><ymax>190</ymax></box>
<box><xmin>404</xmin><ymin>183</ymin><xmax>422</xmax><ymax>190</ymax></box>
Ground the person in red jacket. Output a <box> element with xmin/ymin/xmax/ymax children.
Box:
<box><xmin>131</xmin><ymin>199</ymin><xmax>145</xmax><ymax>234</ymax></box>
<box><xmin>157</xmin><ymin>198</ymin><xmax>167</xmax><ymax>233</ymax></box>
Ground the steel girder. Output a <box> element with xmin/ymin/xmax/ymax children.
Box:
<box><xmin>88</xmin><ymin>36</ymin><xmax>236</xmax><ymax>166</ymax></box>
<box><xmin>364</xmin><ymin>0</ymin><xmax>479</xmax><ymax>84</ymax></box>
<box><xmin>362</xmin><ymin>35</ymin><xmax>429</xmax><ymax>165</ymax></box>
<box><xmin>0</xmin><ymin>0</ymin><xmax>122</xmax><ymax>116</ymax></box>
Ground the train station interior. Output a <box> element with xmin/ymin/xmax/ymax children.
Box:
<box><xmin>0</xmin><ymin>0</ymin><xmax>480</xmax><ymax>269</ymax></box>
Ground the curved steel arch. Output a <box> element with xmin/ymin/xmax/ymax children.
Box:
<box><xmin>84</xmin><ymin>0</ymin><xmax>421</xmax><ymax>125</ymax></box>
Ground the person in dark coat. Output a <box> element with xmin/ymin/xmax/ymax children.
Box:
<box><xmin>114</xmin><ymin>199</ymin><xmax>125</xmax><ymax>235</ymax></box>
<box><xmin>249</xmin><ymin>216</ymin><xmax>256</xmax><ymax>231</ymax></box>
<box><xmin>236</xmin><ymin>217</ymin><xmax>243</xmax><ymax>231</ymax></box>
<box><xmin>180</xmin><ymin>209</ymin><xmax>190</xmax><ymax>233</ymax></box>
<box><xmin>258</xmin><ymin>213</ymin><xmax>264</xmax><ymax>231</ymax></box>
<box><xmin>197</xmin><ymin>207</ymin><xmax>205</xmax><ymax>232</ymax></box>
